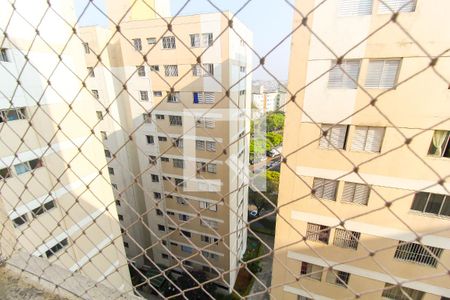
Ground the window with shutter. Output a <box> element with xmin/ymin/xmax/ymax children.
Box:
<box><xmin>204</xmin><ymin>92</ymin><xmax>215</xmax><ymax>103</ymax></box>
<box><xmin>365</xmin><ymin>59</ymin><xmax>400</xmax><ymax>88</ymax></box>
<box><xmin>190</xmin><ymin>34</ymin><xmax>200</xmax><ymax>47</ymax></box>
<box><xmin>328</xmin><ymin>59</ymin><xmax>361</xmax><ymax>89</ymax></box>
<box><xmin>338</xmin><ymin>0</ymin><xmax>373</xmax><ymax>16</ymax></box>
<box><xmin>312</xmin><ymin>178</ymin><xmax>338</xmax><ymax>201</ymax></box>
<box><xmin>319</xmin><ymin>124</ymin><xmax>348</xmax><ymax>150</ymax></box>
<box><xmin>162</xmin><ymin>36</ymin><xmax>176</xmax><ymax>49</ymax></box>
<box><xmin>378</xmin><ymin>0</ymin><xmax>416</xmax><ymax>14</ymax></box>
<box><xmin>351</xmin><ymin>126</ymin><xmax>385</xmax><ymax>152</ymax></box>
<box><xmin>342</xmin><ymin>182</ymin><xmax>370</xmax><ymax>205</ymax></box>
<box><xmin>196</xmin><ymin>140</ymin><xmax>206</xmax><ymax>150</ymax></box>
<box><xmin>206</xmin><ymin>141</ymin><xmax>216</xmax><ymax>152</ymax></box>
<box><xmin>164</xmin><ymin>65</ymin><xmax>178</xmax><ymax>76</ymax></box>
<box><xmin>192</xmin><ymin>64</ymin><xmax>202</xmax><ymax>76</ymax></box>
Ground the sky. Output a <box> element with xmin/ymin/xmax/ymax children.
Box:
<box><xmin>74</xmin><ymin>0</ymin><xmax>294</xmax><ymax>81</ymax></box>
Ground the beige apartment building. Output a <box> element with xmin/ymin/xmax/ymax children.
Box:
<box><xmin>273</xmin><ymin>0</ymin><xmax>450</xmax><ymax>299</ymax></box>
<box><xmin>80</xmin><ymin>0</ymin><xmax>253</xmax><ymax>291</ymax></box>
<box><xmin>0</xmin><ymin>0</ymin><xmax>131</xmax><ymax>293</ymax></box>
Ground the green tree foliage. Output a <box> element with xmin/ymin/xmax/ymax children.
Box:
<box><xmin>266</xmin><ymin>112</ymin><xmax>285</xmax><ymax>132</ymax></box>
<box><xmin>169</xmin><ymin>271</ymin><xmax>216</xmax><ymax>299</ymax></box>
<box><xmin>266</xmin><ymin>132</ymin><xmax>283</xmax><ymax>148</ymax></box>
<box><xmin>249</xmin><ymin>171</ymin><xmax>280</xmax><ymax>214</ymax></box>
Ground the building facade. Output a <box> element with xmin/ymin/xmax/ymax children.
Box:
<box><xmin>81</xmin><ymin>3</ymin><xmax>253</xmax><ymax>291</ymax></box>
<box><xmin>272</xmin><ymin>0</ymin><xmax>450</xmax><ymax>299</ymax></box>
<box><xmin>0</xmin><ymin>0</ymin><xmax>131</xmax><ymax>293</ymax></box>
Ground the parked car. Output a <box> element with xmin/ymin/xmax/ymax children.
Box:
<box><xmin>249</xmin><ymin>210</ymin><xmax>258</xmax><ymax>217</ymax></box>
<box><xmin>267</xmin><ymin>145</ymin><xmax>282</xmax><ymax>157</ymax></box>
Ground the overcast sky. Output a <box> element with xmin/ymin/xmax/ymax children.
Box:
<box><xmin>75</xmin><ymin>0</ymin><xmax>294</xmax><ymax>81</ymax></box>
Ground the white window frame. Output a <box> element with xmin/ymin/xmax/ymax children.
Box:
<box><xmin>132</xmin><ymin>38</ymin><xmax>142</xmax><ymax>51</ymax></box>
<box><xmin>365</xmin><ymin>59</ymin><xmax>401</xmax><ymax>89</ymax></box>
<box><xmin>333</xmin><ymin>228</ymin><xmax>361</xmax><ymax>250</ymax></box>
<box><xmin>341</xmin><ymin>182</ymin><xmax>370</xmax><ymax>205</ymax></box>
<box><xmin>378</xmin><ymin>0</ymin><xmax>417</xmax><ymax>14</ymax></box>
<box><xmin>328</xmin><ymin>59</ymin><xmax>361</xmax><ymax>89</ymax></box>
<box><xmin>164</xmin><ymin>65</ymin><xmax>178</xmax><ymax>76</ymax></box>
<box><xmin>162</xmin><ymin>36</ymin><xmax>176</xmax><ymax>49</ymax></box>
<box><xmin>319</xmin><ymin>124</ymin><xmax>348</xmax><ymax>150</ymax></box>
<box><xmin>312</xmin><ymin>177</ymin><xmax>338</xmax><ymax>201</ymax></box>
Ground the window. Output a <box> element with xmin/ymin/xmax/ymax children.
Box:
<box><xmin>394</xmin><ymin>241</ymin><xmax>443</xmax><ymax>267</ymax></box>
<box><xmin>181</xmin><ymin>245</ymin><xmax>193</xmax><ymax>253</ymax></box>
<box><xmin>132</xmin><ymin>38</ymin><xmax>142</xmax><ymax>51</ymax></box>
<box><xmin>151</xmin><ymin>174</ymin><xmax>159</xmax><ymax>182</ymax></box>
<box><xmin>207</xmin><ymin>163</ymin><xmax>217</xmax><ymax>174</ymax></box>
<box><xmin>205</xmin><ymin>118</ymin><xmax>215</xmax><ymax>128</ymax></box>
<box><xmin>179</xmin><ymin>214</ymin><xmax>190</xmax><ymax>222</ymax></box>
<box><xmin>108</xmin><ymin>167</ymin><xmax>114</xmax><ymax>175</ymax></box>
<box><xmin>312</xmin><ymin>178</ymin><xmax>338</xmax><ymax>201</ymax></box>
<box><xmin>154</xmin><ymin>192</ymin><xmax>162</xmax><ymax>199</ymax></box>
<box><xmin>0</xmin><ymin>48</ymin><xmax>9</xmax><ymax>62</ymax></box>
<box><xmin>161</xmin><ymin>157</ymin><xmax>169</xmax><ymax>162</ymax></box>
<box><xmin>240</xmin><ymin>66</ymin><xmax>246</xmax><ymax>73</ymax></box>
<box><xmin>153</xmin><ymin>91</ymin><xmax>162</xmax><ymax>97</ymax></box>
<box><xmin>382</xmin><ymin>283</ymin><xmax>424</xmax><ymax>300</ymax></box>
<box><xmin>0</xmin><ymin>168</ymin><xmax>11</xmax><ymax>179</ymax></box>
<box><xmin>156</xmin><ymin>114</ymin><xmax>165</xmax><ymax>120</ymax></box>
<box><xmin>123</xmin><ymin>242</ymin><xmax>129</xmax><ymax>248</ymax></box>
<box><xmin>326</xmin><ymin>270</ymin><xmax>350</xmax><ymax>287</ymax></box>
<box><xmin>411</xmin><ymin>192</ymin><xmax>450</xmax><ymax>217</ymax></box>
<box><xmin>139</xmin><ymin>91</ymin><xmax>149</xmax><ymax>101</ymax></box>
<box><xmin>428</xmin><ymin>130</ymin><xmax>450</xmax><ymax>158</ymax></box>
<box><xmin>202</xmin><ymin>33</ymin><xmax>213</xmax><ymax>47</ymax></box>
<box><xmin>351</xmin><ymin>126</ymin><xmax>385</xmax><ymax>152</ymax></box>
<box><xmin>190</xmin><ymin>34</ymin><xmax>201</xmax><ymax>47</ymax></box>
<box><xmin>100</xmin><ymin>131</ymin><xmax>107</xmax><ymax>140</ymax></box>
<box><xmin>176</xmin><ymin>197</ymin><xmax>186</xmax><ymax>205</ymax></box>
<box><xmin>341</xmin><ymin>182</ymin><xmax>370</xmax><ymax>205</ymax></box>
<box><xmin>162</xmin><ymin>36</ymin><xmax>176</xmax><ymax>49</ymax></box>
<box><xmin>196</xmin><ymin>140</ymin><xmax>206</xmax><ymax>151</ymax></box>
<box><xmin>201</xmin><ymin>235</ymin><xmax>218</xmax><ymax>243</ymax></box>
<box><xmin>164</xmin><ymin>64</ymin><xmax>178</xmax><ymax>76</ymax></box>
<box><xmin>204</xmin><ymin>92</ymin><xmax>215</xmax><ymax>103</ymax></box>
<box><xmin>167</xmin><ymin>92</ymin><xmax>180</xmax><ymax>103</ymax></box>
<box><xmin>175</xmin><ymin>138</ymin><xmax>183</xmax><ymax>148</ymax></box>
<box><xmin>167</xmin><ymin>211</ymin><xmax>175</xmax><ymax>216</ymax></box>
<box><xmin>202</xmin><ymin>251</ymin><xmax>218</xmax><ymax>260</ymax></box>
<box><xmin>147</xmin><ymin>37</ymin><xmax>156</xmax><ymax>44</ymax></box>
<box><xmin>161</xmin><ymin>253</ymin><xmax>169</xmax><ymax>259</ymax></box>
<box><xmin>203</xmin><ymin>64</ymin><xmax>214</xmax><ymax>76</ymax></box>
<box><xmin>206</xmin><ymin>141</ymin><xmax>216</xmax><ymax>152</ymax></box>
<box><xmin>0</xmin><ymin>108</ymin><xmax>27</xmax><ymax>122</ymax></box>
<box><xmin>143</xmin><ymin>113</ymin><xmax>151</xmax><ymax>123</ymax></box>
<box><xmin>239</xmin><ymin>90</ymin><xmax>246</xmax><ymax>96</ymax></box>
<box><xmin>193</xmin><ymin>91</ymin><xmax>215</xmax><ymax>103</ymax></box>
<box><xmin>378</xmin><ymin>0</ymin><xmax>416</xmax><ymax>14</ymax></box>
<box><xmin>158</xmin><ymin>224</ymin><xmax>166</xmax><ymax>231</ymax></box>
<box><xmin>328</xmin><ymin>59</ymin><xmax>361</xmax><ymax>89</ymax></box>
<box><xmin>12</xmin><ymin>214</ymin><xmax>28</xmax><ymax>227</ymax></box>
<box><xmin>118</xmin><ymin>214</ymin><xmax>123</xmax><ymax>221</ymax></box>
<box><xmin>365</xmin><ymin>59</ymin><xmax>400</xmax><ymax>89</ymax></box>
<box><xmin>111</xmin><ymin>183</ymin><xmax>118</xmax><ymax>190</ymax></box>
<box><xmin>104</xmin><ymin>149</ymin><xmax>111</xmax><ymax>158</ymax></box>
<box><xmin>87</xmin><ymin>67</ymin><xmax>95</xmax><ymax>77</ymax></box>
<box><xmin>146</xmin><ymin>135</ymin><xmax>154</xmax><ymax>144</ymax></box>
<box><xmin>91</xmin><ymin>90</ymin><xmax>99</xmax><ymax>99</ymax></box>
<box><xmin>46</xmin><ymin>239</ymin><xmax>68</xmax><ymax>258</ymax></box>
<box><xmin>150</xmin><ymin>65</ymin><xmax>159</xmax><ymax>72</ymax></box>
<box><xmin>306</xmin><ymin>223</ymin><xmax>330</xmax><ymax>244</ymax></box>
<box><xmin>116</xmin><ymin>200</ymin><xmax>121</xmax><ymax>206</ymax></box>
<box><xmin>158</xmin><ymin>136</ymin><xmax>167</xmax><ymax>142</ymax></box>
<box><xmin>333</xmin><ymin>229</ymin><xmax>361</xmax><ymax>250</ymax></box>
<box><xmin>200</xmin><ymin>219</ymin><xmax>218</xmax><ymax>229</ymax></box>
<box><xmin>14</xmin><ymin>159</ymin><xmax>43</xmax><ymax>175</ymax></box>
<box><xmin>338</xmin><ymin>0</ymin><xmax>372</xmax><ymax>16</ymax></box>
<box><xmin>300</xmin><ymin>262</ymin><xmax>323</xmax><ymax>281</ymax></box>
<box><xmin>82</xmin><ymin>43</ymin><xmax>90</xmax><ymax>54</ymax></box>
<box><xmin>192</xmin><ymin>64</ymin><xmax>202</xmax><ymax>76</ymax></box>
<box><xmin>173</xmin><ymin>159</ymin><xmax>184</xmax><ymax>169</ymax></box>
<box><xmin>96</xmin><ymin>111</ymin><xmax>103</xmax><ymax>120</ymax></box>
<box><xmin>319</xmin><ymin>124</ymin><xmax>348</xmax><ymax>150</ymax></box>
<box><xmin>137</xmin><ymin>66</ymin><xmax>146</xmax><ymax>77</ymax></box>
<box><xmin>169</xmin><ymin>115</ymin><xmax>182</xmax><ymax>126</ymax></box>
<box><xmin>156</xmin><ymin>209</ymin><xmax>163</xmax><ymax>216</ymax></box>
<box><xmin>200</xmin><ymin>201</ymin><xmax>217</xmax><ymax>211</ymax></box>
<box><xmin>175</xmin><ymin>178</ymin><xmax>185</xmax><ymax>187</ymax></box>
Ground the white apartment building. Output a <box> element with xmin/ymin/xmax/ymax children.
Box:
<box><xmin>0</xmin><ymin>0</ymin><xmax>131</xmax><ymax>292</ymax></box>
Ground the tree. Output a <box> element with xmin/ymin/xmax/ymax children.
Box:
<box><xmin>266</xmin><ymin>112</ymin><xmax>285</xmax><ymax>132</ymax></box>
<box><xmin>249</xmin><ymin>171</ymin><xmax>280</xmax><ymax>214</ymax></box>
<box><xmin>266</xmin><ymin>132</ymin><xmax>283</xmax><ymax>148</ymax></box>
<box><xmin>171</xmin><ymin>270</ymin><xmax>216</xmax><ymax>300</ymax></box>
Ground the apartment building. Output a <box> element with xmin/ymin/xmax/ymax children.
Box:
<box><xmin>81</xmin><ymin>0</ymin><xmax>253</xmax><ymax>291</ymax></box>
<box><xmin>0</xmin><ymin>0</ymin><xmax>131</xmax><ymax>292</ymax></box>
<box><xmin>273</xmin><ymin>0</ymin><xmax>450</xmax><ymax>299</ymax></box>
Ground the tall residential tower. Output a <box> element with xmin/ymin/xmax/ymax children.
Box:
<box><xmin>272</xmin><ymin>0</ymin><xmax>450</xmax><ymax>299</ymax></box>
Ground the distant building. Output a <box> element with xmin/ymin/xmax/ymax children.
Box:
<box><xmin>251</xmin><ymin>84</ymin><xmax>286</xmax><ymax>117</ymax></box>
